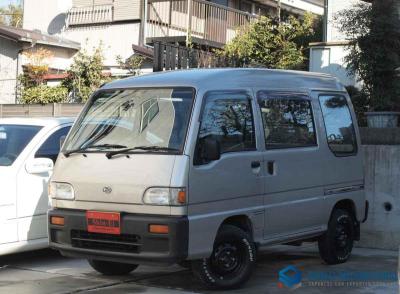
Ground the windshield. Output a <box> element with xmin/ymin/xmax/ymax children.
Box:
<box><xmin>63</xmin><ymin>87</ymin><xmax>195</xmax><ymax>153</ymax></box>
<box><xmin>0</xmin><ymin>124</ymin><xmax>42</xmax><ymax>166</ymax></box>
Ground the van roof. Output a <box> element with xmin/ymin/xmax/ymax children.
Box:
<box><xmin>0</xmin><ymin>117</ymin><xmax>75</xmax><ymax>127</ymax></box>
<box><xmin>102</xmin><ymin>68</ymin><xmax>345</xmax><ymax>92</ymax></box>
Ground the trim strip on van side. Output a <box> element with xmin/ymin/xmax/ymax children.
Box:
<box><xmin>324</xmin><ymin>184</ymin><xmax>364</xmax><ymax>196</ymax></box>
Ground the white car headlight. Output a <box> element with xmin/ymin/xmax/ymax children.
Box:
<box><xmin>143</xmin><ymin>187</ymin><xmax>186</xmax><ymax>206</ymax></box>
<box><xmin>49</xmin><ymin>182</ymin><xmax>75</xmax><ymax>200</ymax></box>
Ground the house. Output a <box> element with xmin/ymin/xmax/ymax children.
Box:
<box><xmin>22</xmin><ymin>0</ymin><xmax>324</xmax><ymax>74</ymax></box>
<box><xmin>0</xmin><ymin>25</ymin><xmax>80</xmax><ymax>104</ymax></box>
<box><xmin>309</xmin><ymin>0</ymin><xmax>371</xmax><ymax>86</ymax></box>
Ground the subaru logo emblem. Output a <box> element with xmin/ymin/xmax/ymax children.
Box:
<box><xmin>103</xmin><ymin>186</ymin><xmax>112</xmax><ymax>194</ymax></box>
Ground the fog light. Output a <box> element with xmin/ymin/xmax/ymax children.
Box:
<box><xmin>149</xmin><ymin>224</ymin><xmax>169</xmax><ymax>234</ymax></box>
<box><xmin>51</xmin><ymin>216</ymin><xmax>65</xmax><ymax>226</ymax></box>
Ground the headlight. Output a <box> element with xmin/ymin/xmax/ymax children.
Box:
<box><xmin>49</xmin><ymin>182</ymin><xmax>75</xmax><ymax>200</ymax></box>
<box><xmin>143</xmin><ymin>187</ymin><xmax>186</xmax><ymax>206</ymax></box>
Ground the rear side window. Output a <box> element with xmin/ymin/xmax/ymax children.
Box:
<box><xmin>35</xmin><ymin>126</ymin><xmax>71</xmax><ymax>163</ymax></box>
<box><xmin>258</xmin><ymin>92</ymin><xmax>317</xmax><ymax>149</ymax></box>
<box><xmin>197</xmin><ymin>92</ymin><xmax>256</xmax><ymax>155</ymax></box>
<box><xmin>319</xmin><ymin>94</ymin><xmax>357</xmax><ymax>156</ymax></box>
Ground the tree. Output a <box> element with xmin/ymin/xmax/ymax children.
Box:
<box><xmin>336</xmin><ymin>1</ymin><xmax>400</xmax><ymax>111</ymax></box>
<box><xmin>20</xmin><ymin>48</ymin><xmax>54</xmax><ymax>87</ymax></box>
<box><xmin>219</xmin><ymin>13</ymin><xmax>319</xmax><ymax>70</ymax></box>
<box><xmin>0</xmin><ymin>4</ymin><xmax>23</xmax><ymax>27</ymax></box>
<box><xmin>116</xmin><ymin>55</ymin><xmax>145</xmax><ymax>76</ymax></box>
<box><xmin>18</xmin><ymin>47</ymin><xmax>69</xmax><ymax>104</ymax></box>
<box><xmin>63</xmin><ymin>45</ymin><xmax>107</xmax><ymax>102</ymax></box>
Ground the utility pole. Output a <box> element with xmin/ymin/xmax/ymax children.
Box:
<box><xmin>323</xmin><ymin>0</ymin><xmax>328</xmax><ymax>42</ymax></box>
<box><xmin>186</xmin><ymin>0</ymin><xmax>193</xmax><ymax>46</ymax></box>
<box><xmin>277</xmin><ymin>0</ymin><xmax>281</xmax><ymax>22</ymax></box>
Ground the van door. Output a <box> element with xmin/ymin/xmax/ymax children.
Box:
<box><xmin>316</xmin><ymin>92</ymin><xmax>363</xmax><ymax>218</ymax></box>
<box><xmin>188</xmin><ymin>90</ymin><xmax>264</xmax><ymax>253</ymax></box>
<box><xmin>16</xmin><ymin>126</ymin><xmax>70</xmax><ymax>241</ymax></box>
<box><xmin>257</xmin><ymin>91</ymin><xmax>326</xmax><ymax>241</ymax></box>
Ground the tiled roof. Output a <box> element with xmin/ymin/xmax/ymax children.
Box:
<box><xmin>0</xmin><ymin>24</ymin><xmax>80</xmax><ymax>50</ymax></box>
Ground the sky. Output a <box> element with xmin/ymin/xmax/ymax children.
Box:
<box><xmin>0</xmin><ymin>0</ymin><xmax>21</xmax><ymax>8</ymax></box>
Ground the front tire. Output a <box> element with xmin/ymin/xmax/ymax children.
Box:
<box><xmin>191</xmin><ymin>225</ymin><xmax>256</xmax><ymax>290</ymax></box>
<box><xmin>318</xmin><ymin>209</ymin><xmax>355</xmax><ymax>264</ymax></box>
<box><xmin>88</xmin><ymin>259</ymin><xmax>139</xmax><ymax>275</ymax></box>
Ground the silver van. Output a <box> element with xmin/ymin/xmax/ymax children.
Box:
<box><xmin>48</xmin><ymin>69</ymin><xmax>368</xmax><ymax>289</ymax></box>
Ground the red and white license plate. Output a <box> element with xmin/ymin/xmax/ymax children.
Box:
<box><xmin>86</xmin><ymin>211</ymin><xmax>121</xmax><ymax>235</ymax></box>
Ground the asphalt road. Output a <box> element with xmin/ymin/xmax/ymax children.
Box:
<box><xmin>0</xmin><ymin>245</ymin><xmax>398</xmax><ymax>294</ymax></box>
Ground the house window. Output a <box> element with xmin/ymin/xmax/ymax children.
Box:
<box><xmin>240</xmin><ymin>0</ymin><xmax>252</xmax><ymax>13</ymax></box>
<box><xmin>210</xmin><ymin>0</ymin><xmax>228</xmax><ymax>7</ymax></box>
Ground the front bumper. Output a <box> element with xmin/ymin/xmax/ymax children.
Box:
<box><xmin>48</xmin><ymin>208</ymin><xmax>188</xmax><ymax>265</ymax></box>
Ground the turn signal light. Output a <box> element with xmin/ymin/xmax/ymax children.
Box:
<box><xmin>149</xmin><ymin>224</ymin><xmax>169</xmax><ymax>234</ymax></box>
<box><xmin>50</xmin><ymin>216</ymin><xmax>65</xmax><ymax>226</ymax></box>
<box><xmin>177</xmin><ymin>190</ymin><xmax>186</xmax><ymax>204</ymax></box>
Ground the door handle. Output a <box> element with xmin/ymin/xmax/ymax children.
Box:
<box><xmin>267</xmin><ymin>161</ymin><xmax>275</xmax><ymax>175</ymax></box>
<box><xmin>251</xmin><ymin>161</ymin><xmax>261</xmax><ymax>169</ymax></box>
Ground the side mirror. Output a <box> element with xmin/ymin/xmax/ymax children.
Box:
<box><xmin>60</xmin><ymin>135</ymin><xmax>67</xmax><ymax>149</ymax></box>
<box><xmin>25</xmin><ymin>158</ymin><xmax>54</xmax><ymax>174</ymax></box>
<box><xmin>202</xmin><ymin>137</ymin><xmax>221</xmax><ymax>162</ymax></box>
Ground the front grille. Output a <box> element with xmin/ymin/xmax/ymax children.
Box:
<box><xmin>71</xmin><ymin>230</ymin><xmax>141</xmax><ymax>253</ymax></box>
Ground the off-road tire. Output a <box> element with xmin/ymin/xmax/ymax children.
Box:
<box><xmin>318</xmin><ymin>209</ymin><xmax>355</xmax><ymax>265</ymax></box>
<box><xmin>191</xmin><ymin>224</ymin><xmax>256</xmax><ymax>289</ymax></box>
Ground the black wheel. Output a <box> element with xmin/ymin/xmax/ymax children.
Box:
<box><xmin>88</xmin><ymin>259</ymin><xmax>139</xmax><ymax>275</ymax></box>
<box><xmin>318</xmin><ymin>209</ymin><xmax>355</xmax><ymax>265</ymax></box>
<box><xmin>191</xmin><ymin>225</ymin><xmax>256</xmax><ymax>290</ymax></box>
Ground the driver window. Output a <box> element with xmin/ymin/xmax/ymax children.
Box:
<box><xmin>196</xmin><ymin>92</ymin><xmax>256</xmax><ymax>160</ymax></box>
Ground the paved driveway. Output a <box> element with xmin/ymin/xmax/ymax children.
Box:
<box><xmin>0</xmin><ymin>245</ymin><xmax>398</xmax><ymax>294</ymax></box>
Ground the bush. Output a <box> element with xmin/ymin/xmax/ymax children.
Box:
<box><xmin>20</xmin><ymin>85</ymin><xmax>69</xmax><ymax>104</ymax></box>
<box><xmin>220</xmin><ymin>13</ymin><xmax>320</xmax><ymax>70</ymax></box>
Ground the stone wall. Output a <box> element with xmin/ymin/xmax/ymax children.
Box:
<box><xmin>358</xmin><ymin>128</ymin><xmax>400</xmax><ymax>250</ymax></box>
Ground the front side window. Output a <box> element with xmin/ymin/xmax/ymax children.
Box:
<box><xmin>0</xmin><ymin>125</ymin><xmax>42</xmax><ymax>166</ymax></box>
<box><xmin>63</xmin><ymin>88</ymin><xmax>194</xmax><ymax>153</ymax></box>
<box><xmin>258</xmin><ymin>92</ymin><xmax>317</xmax><ymax>149</ymax></box>
<box><xmin>319</xmin><ymin>94</ymin><xmax>357</xmax><ymax>156</ymax></box>
<box><xmin>35</xmin><ymin>126</ymin><xmax>71</xmax><ymax>163</ymax></box>
<box><xmin>197</xmin><ymin>92</ymin><xmax>256</xmax><ymax>156</ymax></box>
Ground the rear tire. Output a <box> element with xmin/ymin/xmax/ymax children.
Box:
<box><xmin>88</xmin><ymin>259</ymin><xmax>139</xmax><ymax>275</ymax></box>
<box><xmin>191</xmin><ymin>225</ymin><xmax>256</xmax><ymax>290</ymax></box>
<box><xmin>318</xmin><ymin>209</ymin><xmax>355</xmax><ymax>265</ymax></box>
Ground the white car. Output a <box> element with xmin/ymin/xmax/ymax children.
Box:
<box><xmin>0</xmin><ymin>117</ymin><xmax>74</xmax><ymax>255</ymax></box>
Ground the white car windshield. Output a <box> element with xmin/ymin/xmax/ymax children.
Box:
<box><xmin>0</xmin><ymin>124</ymin><xmax>42</xmax><ymax>166</ymax></box>
<box><xmin>63</xmin><ymin>87</ymin><xmax>194</xmax><ymax>154</ymax></box>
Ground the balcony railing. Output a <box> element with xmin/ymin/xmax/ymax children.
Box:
<box><xmin>146</xmin><ymin>0</ymin><xmax>255</xmax><ymax>46</ymax></box>
<box><xmin>67</xmin><ymin>4</ymin><xmax>113</xmax><ymax>26</ymax></box>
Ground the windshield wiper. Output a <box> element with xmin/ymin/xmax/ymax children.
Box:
<box><xmin>105</xmin><ymin>146</ymin><xmax>180</xmax><ymax>159</ymax></box>
<box><xmin>64</xmin><ymin>143</ymin><xmax>127</xmax><ymax>157</ymax></box>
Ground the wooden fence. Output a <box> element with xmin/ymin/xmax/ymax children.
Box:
<box><xmin>0</xmin><ymin>103</ymin><xmax>84</xmax><ymax>118</ymax></box>
<box><xmin>153</xmin><ymin>41</ymin><xmax>241</xmax><ymax>71</ymax></box>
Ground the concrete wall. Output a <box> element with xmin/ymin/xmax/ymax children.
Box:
<box><xmin>309</xmin><ymin>44</ymin><xmax>358</xmax><ymax>86</ymax></box>
<box><xmin>359</xmin><ymin>145</ymin><xmax>400</xmax><ymax>250</ymax></box>
<box><xmin>326</xmin><ymin>0</ymin><xmax>362</xmax><ymax>42</ymax></box>
<box><xmin>63</xmin><ymin>22</ymin><xmax>141</xmax><ymax>68</ymax></box>
<box><xmin>309</xmin><ymin>0</ymin><xmax>368</xmax><ymax>87</ymax></box>
<box><xmin>23</xmin><ymin>0</ymin><xmax>141</xmax><ymax>68</ymax></box>
<box><xmin>23</xmin><ymin>0</ymin><xmax>72</xmax><ymax>35</ymax></box>
<box><xmin>0</xmin><ymin>39</ymin><xmax>20</xmax><ymax>104</ymax></box>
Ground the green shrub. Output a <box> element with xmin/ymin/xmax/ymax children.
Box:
<box><xmin>20</xmin><ymin>85</ymin><xmax>69</xmax><ymax>104</ymax></box>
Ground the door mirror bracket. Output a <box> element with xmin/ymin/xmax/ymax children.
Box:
<box><xmin>201</xmin><ymin>137</ymin><xmax>221</xmax><ymax>162</ymax></box>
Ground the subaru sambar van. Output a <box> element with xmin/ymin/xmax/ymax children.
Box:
<box><xmin>48</xmin><ymin>69</ymin><xmax>368</xmax><ymax>289</ymax></box>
